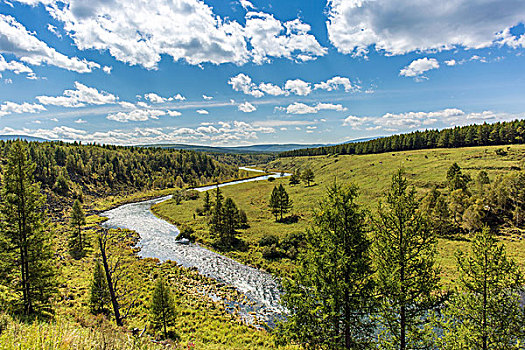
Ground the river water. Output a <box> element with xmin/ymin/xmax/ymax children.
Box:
<box><xmin>100</xmin><ymin>169</ymin><xmax>290</xmax><ymax>326</ymax></box>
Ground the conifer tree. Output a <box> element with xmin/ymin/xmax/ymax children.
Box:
<box><xmin>302</xmin><ymin>168</ymin><xmax>315</xmax><ymax>187</ymax></box>
<box><xmin>210</xmin><ymin>187</ymin><xmax>224</xmax><ymax>235</ymax></box>
<box><xmin>222</xmin><ymin>197</ymin><xmax>240</xmax><ymax>245</ymax></box>
<box><xmin>203</xmin><ymin>191</ymin><xmax>211</xmax><ymax>214</ymax></box>
<box><xmin>70</xmin><ymin>198</ymin><xmax>86</xmax><ymax>254</ymax></box>
<box><xmin>289</xmin><ymin>170</ymin><xmax>301</xmax><ymax>185</ymax></box>
<box><xmin>89</xmin><ymin>260</ymin><xmax>110</xmax><ymax>315</ymax></box>
<box><xmin>269</xmin><ymin>185</ymin><xmax>293</xmax><ymax>221</ymax></box>
<box><xmin>0</xmin><ymin>141</ymin><xmax>56</xmax><ymax>315</ymax></box>
<box><xmin>150</xmin><ymin>277</ymin><xmax>177</xmax><ymax>339</ymax></box>
<box><xmin>279</xmin><ymin>182</ymin><xmax>375</xmax><ymax>348</ymax></box>
<box><xmin>437</xmin><ymin>226</ymin><xmax>524</xmax><ymax>349</ymax></box>
<box><xmin>372</xmin><ymin>169</ymin><xmax>441</xmax><ymax>349</ymax></box>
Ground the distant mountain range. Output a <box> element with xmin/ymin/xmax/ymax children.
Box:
<box><xmin>0</xmin><ymin>135</ymin><xmax>49</xmax><ymax>142</ymax></box>
<box><xmin>140</xmin><ymin>138</ymin><xmax>378</xmax><ymax>153</ymax></box>
<box><xmin>0</xmin><ymin>135</ymin><xmax>379</xmax><ymax>153</ymax></box>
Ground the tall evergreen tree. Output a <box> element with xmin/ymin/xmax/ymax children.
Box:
<box><xmin>222</xmin><ymin>197</ymin><xmax>240</xmax><ymax>245</ymax></box>
<box><xmin>0</xmin><ymin>141</ymin><xmax>56</xmax><ymax>315</ymax></box>
<box><xmin>279</xmin><ymin>183</ymin><xmax>375</xmax><ymax>349</ymax></box>
<box><xmin>372</xmin><ymin>169</ymin><xmax>441</xmax><ymax>349</ymax></box>
<box><xmin>269</xmin><ymin>185</ymin><xmax>293</xmax><ymax>221</ymax></box>
<box><xmin>150</xmin><ymin>277</ymin><xmax>177</xmax><ymax>339</ymax></box>
<box><xmin>289</xmin><ymin>170</ymin><xmax>301</xmax><ymax>185</ymax></box>
<box><xmin>210</xmin><ymin>186</ymin><xmax>224</xmax><ymax>235</ymax></box>
<box><xmin>203</xmin><ymin>191</ymin><xmax>211</xmax><ymax>214</ymax></box>
<box><xmin>69</xmin><ymin>198</ymin><xmax>86</xmax><ymax>254</ymax></box>
<box><xmin>437</xmin><ymin>226</ymin><xmax>524</xmax><ymax>349</ymax></box>
<box><xmin>302</xmin><ymin>168</ymin><xmax>315</xmax><ymax>187</ymax></box>
<box><xmin>89</xmin><ymin>260</ymin><xmax>110</xmax><ymax>315</ymax></box>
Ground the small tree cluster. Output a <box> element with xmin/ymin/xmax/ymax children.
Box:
<box><xmin>209</xmin><ymin>187</ymin><xmax>246</xmax><ymax>247</ymax></box>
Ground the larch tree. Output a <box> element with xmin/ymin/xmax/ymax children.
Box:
<box><xmin>279</xmin><ymin>182</ymin><xmax>376</xmax><ymax>349</ymax></box>
<box><xmin>150</xmin><ymin>277</ymin><xmax>177</xmax><ymax>339</ymax></box>
<box><xmin>269</xmin><ymin>185</ymin><xmax>293</xmax><ymax>222</ymax></box>
<box><xmin>302</xmin><ymin>168</ymin><xmax>315</xmax><ymax>187</ymax></box>
<box><xmin>437</xmin><ymin>226</ymin><xmax>524</xmax><ymax>349</ymax></box>
<box><xmin>0</xmin><ymin>141</ymin><xmax>56</xmax><ymax>315</ymax></box>
<box><xmin>89</xmin><ymin>260</ymin><xmax>111</xmax><ymax>315</ymax></box>
<box><xmin>372</xmin><ymin>169</ymin><xmax>441</xmax><ymax>350</ymax></box>
<box><xmin>69</xmin><ymin>198</ymin><xmax>86</xmax><ymax>255</ymax></box>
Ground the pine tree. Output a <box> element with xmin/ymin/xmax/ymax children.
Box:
<box><xmin>0</xmin><ymin>141</ymin><xmax>56</xmax><ymax>315</ymax></box>
<box><xmin>269</xmin><ymin>185</ymin><xmax>293</xmax><ymax>222</ymax></box>
<box><xmin>279</xmin><ymin>182</ymin><xmax>375</xmax><ymax>348</ymax></box>
<box><xmin>447</xmin><ymin>163</ymin><xmax>471</xmax><ymax>191</ymax></box>
<box><xmin>437</xmin><ymin>226</ymin><xmax>524</xmax><ymax>349</ymax></box>
<box><xmin>203</xmin><ymin>191</ymin><xmax>211</xmax><ymax>214</ymax></box>
<box><xmin>89</xmin><ymin>260</ymin><xmax>110</xmax><ymax>315</ymax></box>
<box><xmin>150</xmin><ymin>277</ymin><xmax>177</xmax><ymax>339</ymax></box>
<box><xmin>302</xmin><ymin>168</ymin><xmax>315</xmax><ymax>187</ymax></box>
<box><xmin>289</xmin><ymin>170</ymin><xmax>301</xmax><ymax>185</ymax></box>
<box><xmin>372</xmin><ymin>169</ymin><xmax>441</xmax><ymax>349</ymax></box>
<box><xmin>222</xmin><ymin>197</ymin><xmax>240</xmax><ymax>245</ymax></box>
<box><xmin>210</xmin><ymin>187</ymin><xmax>224</xmax><ymax>235</ymax></box>
<box><xmin>70</xmin><ymin>198</ymin><xmax>86</xmax><ymax>254</ymax></box>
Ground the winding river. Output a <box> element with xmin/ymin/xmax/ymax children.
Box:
<box><xmin>100</xmin><ymin>169</ymin><xmax>290</xmax><ymax>326</ymax></box>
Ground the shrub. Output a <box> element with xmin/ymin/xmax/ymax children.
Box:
<box><xmin>258</xmin><ymin>233</ymin><xmax>279</xmax><ymax>247</ymax></box>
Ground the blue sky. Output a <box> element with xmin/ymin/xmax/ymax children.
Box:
<box><xmin>0</xmin><ymin>0</ymin><xmax>525</xmax><ymax>146</ymax></box>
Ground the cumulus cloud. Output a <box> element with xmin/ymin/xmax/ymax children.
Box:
<box><xmin>229</xmin><ymin>73</ymin><xmax>360</xmax><ymax>97</ymax></box>
<box><xmin>144</xmin><ymin>93</ymin><xmax>167</xmax><ymax>103</ymax></box>
<box><xmin>0</xmin><ymin>54</ymin><xmax>34</xmax><ymax>77</ymax></box>
<box><xmin>0</xmin><ymin>101</ymin><xmax>46</xmax><ymax>117</ymax></box>
<box><xmin>203</xmin><ymin>94</ymin><xmax>213</xmax><ymax>100</ymax></box>
<box><xmin>279</xmin><ymin>102</ymin><xmax>347</xmax><ymax>114</ymax></box>
<box><xmin>103</xmin><ymin>66</ymin><xmax>112</xmax><ymax>74</ymax></box>
<box><xmin>167</xmin><ymin>110</ymin><xmax>182</xmax><ymax>117</ymax></box>
<box><xmin>173</xmin><ymin>93</ymin><xmax>186</xmax><ymax>101</ymax></box>
<box><xmin>36</xmin><ymin>82</ymin><xmax>117</xmax><ymax>107</ymax></box>
<box><xmin>284</xmin><ymin>79</ymin><xmax>311</xmax><ymax>96</ymax></box>
<box><xmin>238</xmin><ymin>101</ymin><xmax>256</xmax><ymax>112</ymax></box>
<box><xmin>106</xmin><ymin>109</ymin><xmax>166</xmax><ymax>122</ymax></box>
<box><xmin>326</xmin><ymin>0</ymin><xmax>525</xmax><ymax>57</ymax></box>
<box><xmin>314</xmin><ymin>76</ymin><xmax>359</xmax><ymax>92</ymax></box>
<box><xmin>399</xmin><ymin>58</ymin><xmax>440</xmax><ymax>79</ymax></box>
<box><xmin>228</xmin><ymin>73</ymin><xmax>264</xmax><ymax>97</ymax></box>
<box><xmin>340</xmin><ymin>108</ymin><xmax>518</xmax><ymax>132</ymax></box>
<box><xmin>23</xmin><ymin>0</ymin><xmax>324</xmax><ymax>68</ymax></box>
<box><xmin>0</xmin><ymin>14</ymin><xmax>99</xmax><ymax>73</ymax></box>
<box><xmin>196</xmin><ymin>109</ymin><xmax>209</xmax><ymax>114</ymax></box>
<box><xmin>74</xmin><ymin>118</ymin><xmax>86</xmax><ymax>124</ymax></box>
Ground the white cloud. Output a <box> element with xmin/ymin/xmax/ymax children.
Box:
<box><xmin>103</xmin><ymin>66</ymin><xmax>112</xmax><ymax>74</ymax></box>
<box><xmin>119</xmin><ymin>101</ymin><xmax>136</xmax><ymax>109</ymax></box>
<box><xmin>0</xmin><ymin>101</ymin><xmax>46</xmax><ymax>117</ymax></box>
<box><xmin>144</xmin><ymin>93</ymin><xmax>167</xmax><ymax>103</ymax></box>
<box><xmin>137</xmin><ymin>101</ymin><xmax>149</xmax><ymax>108</ymax></box>
<box><xmin>244</xmin><ymin>12</ymin><xmax>327</xmax><ymax>64</ymax></box>
<box><xmin>167</xmin><ymin>110</ymin><xmax>182</xmax><ymax>117</ymax></box>
<box><xmin>445</xmin><ymin>59</ymin><xmax>457</xmax><ymax>66</ymax></box>
<box><xmin>314</xmin><ymin>76</ymin><xmax>359</xmax><ymax>92</ymax></box>
<box><xmin>47</xmin><ymin>23</ymin><xmax>61</xmax><ymax>37</ymax></box>
<box><xmin>399</xmin><ymin>58</ymin><xmax>439</xmax><ymax>78</ymax></box>
<box><xmin>228</xmin><ymin>73</ymin><xmax>264</xmax><ymax>97</ymax></box>
<box><xmin>196</xmin><ymin>109</ymin><xmax>209</xmax><ymax>114</ymax></box>
<box><xmin>280</xmin><ymin>102</ymin><xmax>347</xmax><ymax>114</ymax></box>
<box><xmin>107</xmin><ymin>109</ymin><xmax>166</xmax><ymax>122</ymax></box>
<box><xmin>37</xmin><ymin>82</ymin><xmax>117</xmax><ymax>107</ymax></box>
<box><xmin>0</xmin><ymin>54</ymin><xmax>34</xmax><ymax>76</ymax></box>
<box><xmin>28</xmin><ymin>0</ymin><xmax>324</xmax><ymax>68</ymax></box>
<box><xmin>74</xmin><ymin>118</ymin><xmax>86</xmax><ymax>124</ymax></box>
<box><xmin>342</xmin><ymin>115</ymin><xmax>372</xmax><ymax>128</ymax></box>
<box><xmin>239</xmin><ymin>0</ymin><xmax>255</xmax><ymax>10</ymax></box>
<box><xmin>258</xmin><ymin>82</ymin><xmax>289</xmax><ymax>96</ymax></box>
<box><xmin>203</xmin><ymin>94</ymin><xmax>213</xmax><ymax>100</ymax></box>
<box><xmin>0</xmin><ymin>14</ymin><xmax>99</xmax><ymax>73</ymax></box>
<box><xmin>284</xmin><ymin>79</ymin><xmax>311</xmax><ymax>96</ymax></box>
<box><xmin>326</xmin><ymin>0</ymin><xmax>525</xmax><ymax>57</ymax></box>
<box><xmin>173</xmin><ymin>93</ymin><xmax>186</xmax><ymax>101</ymax></box>
<box><xmin>253</xmin><ymin>119</ymin><xmax>316</xmax><ymax>127</ymax></box>
<box><xmin>238</xmin><ymin>101</ymin><xmax>256</xmax><ymax>112</ymax></box>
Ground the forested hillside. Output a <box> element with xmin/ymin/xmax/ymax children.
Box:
<box><xmin>280</xmin><ymin>119</ymin><xmax>525</xmax><ymax>157</ymax></box>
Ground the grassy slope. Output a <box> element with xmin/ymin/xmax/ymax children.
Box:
<box><xmin>153</xmin><ymin>145</ymin><xmax>525</xmax><ymax>285</ymax></box>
